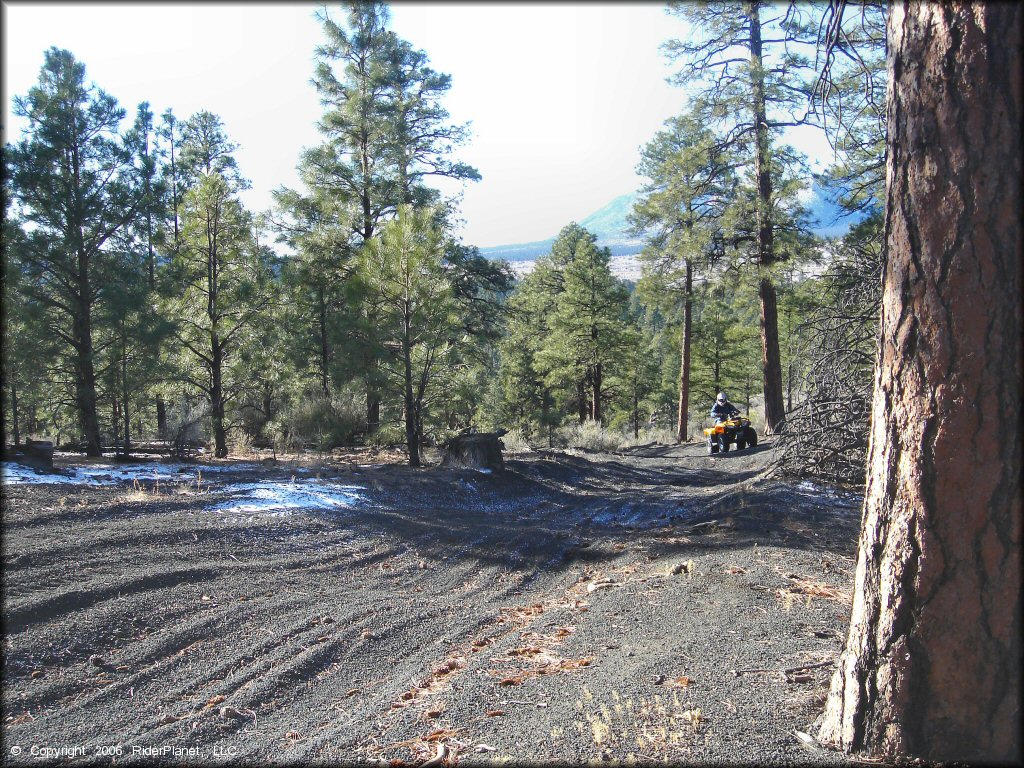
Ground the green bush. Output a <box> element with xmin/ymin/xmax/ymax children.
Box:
<box><xmin>274</xmin><ymin>393</ymin><xmax>363</xmax><ymax>451</ymax></box>
<box><xmin>501</xmin><ymin>427</ymin><xmax>532</xmax><ymax>454</ymax></box>
<box><xmin>556</xmin><ymin>419</ymin><xmax>624</xmax><ymax>453</ymax></box>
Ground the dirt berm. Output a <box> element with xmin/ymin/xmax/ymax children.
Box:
<box><xmin>2</xmin><ymin>441</ymin><xmax>862</xmax><ymax>765</ymax></box>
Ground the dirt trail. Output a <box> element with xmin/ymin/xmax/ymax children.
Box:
<box><xmin>2</xmin><ymin>441</ymin><xmax>861</xmax><ymax>764</ymax></box>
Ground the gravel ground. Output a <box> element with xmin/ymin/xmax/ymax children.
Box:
<box><xmin>1</xmin><ymin>441</ymin><xmax>863</xmax><ymax>765</ymax></box>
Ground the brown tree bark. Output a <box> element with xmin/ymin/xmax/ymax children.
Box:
<box><xmin>747</xmin><ymin>1</ymin><xmax>787</xmax><ymax>436</ymax></box>
<box><xmin>211</xmin><ymin>337</ymin><xmax>228</xmax><ymax>459</ymax></box>
<box><xmin>156</xmin><ymin>399</ymin><xmax>167</xmax><ymax>441</ymax></box>
<box><xmin>817</xmin><ymin>3</ymin><xmax>1021</xmax><ymax>762</ymax></box>
<box><xmin>676</xmin><ymin>260</ymin><xmax>692</xmax><ymax>443</ymax></box>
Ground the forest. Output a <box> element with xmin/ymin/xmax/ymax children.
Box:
<box><xmin>1</xmin><ymin>2</ymin><xmax>1020</xmax><ymax>764</ymax></box>
<box><xmin>3</xmin><ymin>1</ymin><xmax>884</xmax><ymax>483</ymax></box>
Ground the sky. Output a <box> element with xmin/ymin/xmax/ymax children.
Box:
<box><xmin>2</xmin><ymin>2</ymin><xmax>832</xmax><ymax>248</ymax></box>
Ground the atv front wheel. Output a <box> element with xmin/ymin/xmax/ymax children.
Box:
<box><xmin>736</xmin><ymin>437</ymin><xmax>747</xmax><ymax>450</ymax></box>
<box><xmin>708</xmin><ymin>437</ymin><xmax>719</xmax><ymax>455</ymax></box>
<box><xmin>718</xmin><ymin>435</ymin><xmax>730</xmax><ymax>453</ymax></box>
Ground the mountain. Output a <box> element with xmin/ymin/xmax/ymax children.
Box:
<box><xmin>480</xmin><ymin>183</ymin><xmax>867</xmax><ymax>264</ymax></box>
<box><xmin>478</xmin><ymin>193</ymin><xmax>643</xmax><ymax>263</ymax></box>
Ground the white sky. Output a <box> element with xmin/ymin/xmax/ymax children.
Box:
<box><xmin>2</xmin><ymin>2</ymin><xmax>832</xmax><ymax>248</ymax></box>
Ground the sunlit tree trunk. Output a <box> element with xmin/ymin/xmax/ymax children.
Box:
<box><xmin>676</xmin><ymin>259</ymin><xmax>693</xmax><ymax>443</ymax></box>
<box><xmin>747</xmin><ymin>1</ymin><xmax>786</xmax><ymax>435</ymax></box>
<box><xmin>817</xmin><ymin>2</ymin><xmax>1021</xmax><ymax>761</ymax></box>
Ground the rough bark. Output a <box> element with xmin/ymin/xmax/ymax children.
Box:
<box><xmin>121</xmin><ymin>344</ymin><xmax>131</xmax><ymax>458</ymax></box>
<box><xmin>441</xmin><ymin>432</ymin><xmax>505</xmax><ymax>472</ymax></box>
<box><xmin>156</xmin><ymin>399</ymin><xmax>167</xmax><ymax>441</ymax></box>
<box><xmin>10</xmin><ymin>379</ymin><xmax>20</xmax><ymax>448</ymax></box>
<box><xmin>747</xmin><ymin>2</ymin><xmax>787</xmax><ymax>436</ymax></box>
<box><xmin>402</xmin><ymin>317</ymin><xmax>420</xmax><ymax>468</ymax></box>
<box><xmin>676</xmin><ymin>260</ymin><xmax>693</xmax><ymax>443</ymax></box>
<box><xmin>211</xmin><ymin>337</ymin><xmax>227</xmax><ymax>459</ymax></box>
<box><xmin>317</xmin><ymin>286</ymin><xmax>331</xmax><ymax>398</ymax></box>
<box><xmin>817</xmin><ymin>3</ymin><xmax>1021</xmax><ymax>762</ymax></box>
<box><xmin>758</xmin><ymin>276</ymin><xmax>786</xmax><ymax>433</ymax></box>
<box><xmin>73</xmin><ymin>302</ymin><xmax>102</xmax><ymax>457</ymax></box>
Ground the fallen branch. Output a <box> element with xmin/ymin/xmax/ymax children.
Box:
<box><xmin>421</xmin><ymin>743</ymin><xmax>447</xmax><ymax>767</ymax></box>
<box><xmin>731</xmin><ymin>659</ymin><xmax>834</xmax><ymax>677</ymax></box>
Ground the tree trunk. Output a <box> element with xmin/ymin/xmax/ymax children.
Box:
<box><xmin>758</xmin><ymin>277</ymin><xmax>786</xmax><ymax>433</ymax></box>
<box><xmin>402</xmin><ymin>334</ymin><xmax>420</xmax><ymax>468</ymax></box>
<box><xmin>121</xmin><ymin>341</ymin><xmax>131</xmax><ymax>458</ymax></box>
<box><xmin>817</xmin><ymin>3</ymin><xmax>1021</xmax><ymax>762</ymax></box>
<box><xmin>318</xmin><ymin>286</ymin><xmax>331</xmax><ymax>399</ymax></box>
<box><xmin>211</xmin><ymin>339</ymin><xmax>228</xmax><ymax>459</ymax></box>
<box><xmin>577</xmin><ymin>379</ymin><xmax>588</xmax><ymax>424</ymax></box>
<box><xmin>73</xmin><ymin>312</ymin><xmax>102</xmax><ymax>457</ymax></box>
<box><xmin>676</xmin><ymin>259</ymin><xmax>693</xmax><ymax>443</ymax></box>
<box><xmin>156</xmin><ymin>399</ymin><xmax>167</xmax><ymax>441</ymax></box>
<box><xmin>111</xmin><ymin>388</ymin><xmax>120</xmax><ymax>448</ymax></box>
<box><xmin>10</xmin><ymin>379</ymin><xmax>20</xmax><ymax>447</ymax></box>
<box><xmin>366</xmin><ymin>385</ymin><xmax>381</xmax><ymax>436</ymax></box>
<box><xmin>632</xmin><ymin>390</ymin><xmax>640</xmax><ymax>439</ymax></box>
<box><xmin>592</xmin><ymin>362</ymin><xmax>603</xmax><ymax>424</ymax></box>
<box><xmin>747</xmin><ymin>2</ymin><xmax>786</xmax><ymax>436</ymax></box>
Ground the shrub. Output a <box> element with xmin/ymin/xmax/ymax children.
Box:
<box><xmin>500</xmin><ymin>427</ymin><xmax>532</xmax><ymax>454</ymax></box>
<box><xmin>275</xmin><ymin>393</ymin><xmax>363</xmax><ymax>451</ymax></box>
<box><xmin>556</xmin><ymin>419</ymin><xmax>624</xmax><ymax>453</ymax></box>
<box><xmin>367</xmin><ymin>422</ymin><xmax>407</xmax><ymax>449</ymax></box>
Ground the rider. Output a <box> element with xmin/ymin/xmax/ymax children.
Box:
<box><xmin>710</xmin><ymin>391</ymin><xmax>740</xmax><ymax>423</ymax></box>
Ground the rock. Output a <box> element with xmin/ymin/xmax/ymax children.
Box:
<box><xmin>669</xmin><ymin>559</ymin><xmax>695</xmax><ymax>576</ymax></box>
<box><xmin>440</xmin><ymin>432</ymin><xmax>505</xmax><ymax>472</ymax></box>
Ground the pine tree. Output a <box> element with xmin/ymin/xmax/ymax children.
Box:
<box><xmin>164</xmin><ymin>157</ymin><xmax>274</xmax><ymax>458</ymax></box>
<box><xmin>632</xmin><ymin>111</ymin><xmax>734</xmax><ymax>442</ymax></box>
<box><xmin>293</xmin><ymin>2</ymin><xmax>479</xmax><ymax>432</ymax></box>
<box><xmin>664</xmin><ymin>1</ymin><xmax>820</xmax><ymax>433</ymax></box>
<box><xmin>7</xmin><ymin>49</ymin><xmax>148</xmax><ymax>455</ymax></box>
<box><xmin>530</xmin><ymin>225</ymin><xmax>632</xmax><ymax>426</ymax></box>
<box><xmin>356</xmin><ymin>205</ymin><xmax>456</xmax><ymax>467</ymax></box>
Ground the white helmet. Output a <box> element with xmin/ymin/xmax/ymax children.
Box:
<box><xmin>716</xmin><ymin>392</ymin><xmax>728</xmax><ymax>403</ymax></box>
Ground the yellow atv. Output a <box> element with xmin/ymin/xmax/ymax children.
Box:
<box><xmin>704</xmin><ymin>415</ymin><xmax>758</xmax><ymax>455</ymax></box>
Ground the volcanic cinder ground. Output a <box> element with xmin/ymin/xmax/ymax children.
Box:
<box><xmin>2</xmin><ymin>441</ymin><xmax>862</xmax><ymax>765</ymax></box>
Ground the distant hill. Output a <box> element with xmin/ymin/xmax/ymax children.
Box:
<box><xmin>478</xmin><ymin>193</ymin><xmax>644</xmax><ymax>263</ymax></box>
<box><xmin>480</xmin><ymin>183</ymin><xmax>867</xmax><ymax>264</ymax></box>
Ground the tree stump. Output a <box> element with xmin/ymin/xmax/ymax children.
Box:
<box><xmin>441</xmin><ymin>431</ymin><xmax>505</xmax><ymax>472</ymax></box>
<box><xmin>16</xmin><ymin>440</ymin><xmax>54</xmax><ymax>470</ymax></box>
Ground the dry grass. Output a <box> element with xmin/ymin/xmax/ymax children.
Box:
<box><xmin>576</xmin><ymin>686</ymin><xmax>703</xmax><ymax>762</ymax></box>
<box><xmin>774</xmin><ymin>572</ymin><xmax>852</xmax><ymax>608</ymax></box>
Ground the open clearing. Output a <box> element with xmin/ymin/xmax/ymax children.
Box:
<box><xmin>2</xmin><ymin>442</ymin><xmax>861</xmax><ymax>764</ymax></box>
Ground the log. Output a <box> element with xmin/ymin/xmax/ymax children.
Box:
<box><xmin>441</xmin><ymin>431</ymin><xmax>505</xmax><ymax>472</ymax></box>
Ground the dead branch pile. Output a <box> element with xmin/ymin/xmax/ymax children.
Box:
<box><xmin>775</xmin><ymin>219</ymin><xmax>882</xmax><ymax>487</ymax></box>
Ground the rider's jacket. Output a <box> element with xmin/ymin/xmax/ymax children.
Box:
<box><xmin>710</xmin><ymin>401</ymin><xmax>740</xmax><ymax>423</ymax></box>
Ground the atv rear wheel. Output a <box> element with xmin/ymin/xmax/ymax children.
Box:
<box><xmin>745</xmin><ymin>426</ymin><xmax>758</xmax><ymax>447</ymax></box>
<box><xmin>736</xmin><ymin>437</ymin><xmax>747</xmax><ymax>450</ymax></box>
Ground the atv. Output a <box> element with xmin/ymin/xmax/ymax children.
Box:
<box><xmin>704</xmin><ymin>415</ymin><xmax>758</xmax><ymax>455</ymax></box>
